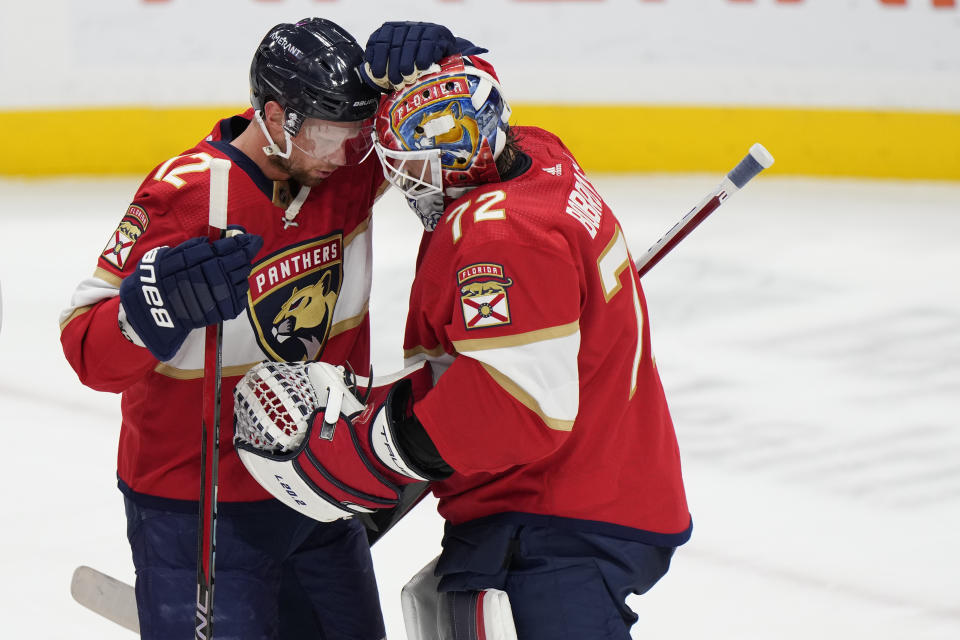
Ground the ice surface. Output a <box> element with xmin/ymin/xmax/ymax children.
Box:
<box><xmin>0</xmin><ymin>173</ymin><xmax>957</xmax><ymax>638</ymax></box>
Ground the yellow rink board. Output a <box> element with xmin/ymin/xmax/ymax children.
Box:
<box><xmin>2</xmin><ymin>104</ymin><xmax>958</xmax><ymax>180</ymax></box>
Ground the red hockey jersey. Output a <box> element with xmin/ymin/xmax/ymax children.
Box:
<box><xmin>59</xmin><ymin>110</ymin><xmax>385</xmax><ymax>503</ymax></box>
<box><xmin>406</xmin><ymin>127</ymin><xmax>691</xmax><ymax>544</ymax></box>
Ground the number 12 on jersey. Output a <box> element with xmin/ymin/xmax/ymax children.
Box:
<box><xmin>597</xmin><ymin>225</ymin><xmax>644</xmax><ymax>399</ymax></box>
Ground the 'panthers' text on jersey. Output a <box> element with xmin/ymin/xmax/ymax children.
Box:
<box><xmin>59</xmin><ymin>110</ymin><xmax>385</xmax><ymax>503</ymax></box>
<box><xmin>404</xmin><ymin>127</ymin><xmax>691</xmax><ymax>545</ymax></box>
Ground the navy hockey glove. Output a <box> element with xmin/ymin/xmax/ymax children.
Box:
<box><xmin>362</xmin><ymin>21</ymin><xmax>488</xmax><ymax>91</ymax></box>
<box><xmin>118</xmin><ymin>232</ymin><xmax>263</xmax><ymax>361</ymax></box>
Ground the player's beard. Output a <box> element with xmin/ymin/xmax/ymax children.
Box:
<box><xmin>268</xmin><ymin>154</ymin><xmax>331</xmax><ymax>188</ymax></box>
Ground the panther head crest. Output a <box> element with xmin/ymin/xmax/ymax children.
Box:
<box><xmin>271</xmin><ymin>270</ymin><xmax>338</xmax><ymax>361</ymax></box>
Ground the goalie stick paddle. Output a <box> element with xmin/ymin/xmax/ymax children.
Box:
<box><xmin>635</xmin><ymin>143</ymin><xmax>775</xmax><ymax>279</ymax></box>
<box><xmin>197</xmin><ymin>157</ymin><xmax>230</xmax><ymax>640</ymax></box>
<box><xmin>71</xmin><ymin>566</ymin><xmax>140</xmax><ymax>634</ymax></box>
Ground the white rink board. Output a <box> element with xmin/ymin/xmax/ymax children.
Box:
<box><xmin>1</xmin><ymin>0</ymin><xmax>958</xmax><ymax>110</ymax></box>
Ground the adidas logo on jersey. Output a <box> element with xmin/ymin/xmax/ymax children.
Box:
<box><xmin>542</xmin><ymin>164</ymin><xmax>562</xmax><ymax>176</ymax></box>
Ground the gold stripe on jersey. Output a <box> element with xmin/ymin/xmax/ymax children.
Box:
<box><xmin>452</xmin><ymin>321</ymin><xmax>579</xmax><ymax>353</ymax></box>
<box><xmin>344</xmin><ymin>217</ymin><xmax>370</xmax><ymax>248</ymax></box>
<box><xmin>479</xmin><ymin>362</ymin><xmax>575</xmax><ymax>432</ymax></box>
<box><xmin>94</xmin><ymin>267</ymin><xmax>123</xmax><ymax>287</ymax></box>
<box><xmin>328</xmin><ymin>303</ymin><xmax>369</xmax><ymax>340</ymax></box>
<box><xmin>373</xmin><ymin>180</ymin><xmax>392</xmax><ymax>203</ymax></box>
<box><xmin>59</xmin><ymin>305</ymin><xmax>93</xmax><ymax>331</ymax></box>
<box><xmin>154</xmin><ymin>361</ymin><xmax>262</xmax><ymax>381</ymax></box>
<box><xmin>403</xmin><ymin>343</ymin><xmax>450</xmax><ymax>361</ymax></box>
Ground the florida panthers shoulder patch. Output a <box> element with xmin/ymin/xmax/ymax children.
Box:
<box><xmin>100</xmin><ymin>205</ymin><xmax>150</xmax><ymax>270</ymax></box>
<box><xmin>458</xmin><ymin>263</ymin><xmax>513</xmax><ymax>330</ymax></box>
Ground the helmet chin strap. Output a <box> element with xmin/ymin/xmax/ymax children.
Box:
<box><xmin>252</xmin><ymin>109</ymin><xmax>312</xmax><ymax>230</ymax></box>
<box><xmin>254</xmin><ymin>109</ymin><xmax>294</xmax><ymax>159</ymax></box>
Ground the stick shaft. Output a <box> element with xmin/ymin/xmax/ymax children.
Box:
<box><xmin>635</xmin><ymin>143</ymin><xmax>774</xmax><ymax>278</ymax></box>
<box><xmin>196</xmin><ymin>158</ymin><xmax>230</xmax><ymax>640</ymax></box>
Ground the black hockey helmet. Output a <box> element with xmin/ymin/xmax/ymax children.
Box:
<box><xmin>250</xmin><ymin>18</ymin><xmax>379</xmax><ymax>132</ymax></box>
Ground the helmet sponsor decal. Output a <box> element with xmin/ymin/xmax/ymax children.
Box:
<box><xmin>269</xmin><ymin>33</ymin><xmax>304</xmax><ymax>59</ymax></box>
<box><xmin>284</xmin><ymin>110</ymin><xmax>305</xmax><ymax>136</ymax></box>
<box><xmin>458</xmin><ymin>263</ymin><xmax>513</xmax><ymax>329</ymax></box>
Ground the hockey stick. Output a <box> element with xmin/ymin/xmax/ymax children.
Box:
<box><xmin>196</xmin><ymin>157</ymin><xmax>231</xmax><ymax>640</ymax></box>
<box><xmin>71</xmin><ymin>566</ymin><xmax>140</xmax><ymax>633</ymax></box>
<box><xmin>635</xmin><ymin>143</ymin><xmax>774</xmax><ymax>278</ymax></box>
<box><xmin>71</xmin><ymin>484</ymin><xmax>424</xmax><ymax>638</ymax></box>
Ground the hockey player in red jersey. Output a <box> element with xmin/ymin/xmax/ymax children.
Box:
<box><xmin>58</xmin><ymin>18</ymin><xmax>478</xmax><ymax>640</ymax></box>
<box><xmin>232</xmin><ymin>31</ymin><xmax>691</xmax><ymax>640</ymax></box>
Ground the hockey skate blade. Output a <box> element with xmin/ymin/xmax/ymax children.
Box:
<box><xmin>71</xmin><ymin>566</ymin><xmax>140</xmax><ymax>634</ymax></box>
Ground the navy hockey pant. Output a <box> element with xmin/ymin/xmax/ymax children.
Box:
<box><xmin>436</xmin><ymin>518</ymin><xmax>676</xmax><ymax>640</ymax></box>
<box><xmin>124</xmin><ymin>496</ymin><xmax>385</xmax><ymax>640</ymax></box>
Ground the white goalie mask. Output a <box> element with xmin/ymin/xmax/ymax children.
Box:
<box><xmin>373</xmin><ymin>55</ymin><xmax>511</xmax><ymax>229</ymax></box>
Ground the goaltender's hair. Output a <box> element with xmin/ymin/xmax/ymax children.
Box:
<box><xmin>495</xmin><ymin>125</ymin><xmax>522</xmax><ymax>177</ymax></box>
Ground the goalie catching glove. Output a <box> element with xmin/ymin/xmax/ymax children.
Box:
<box><xmin>234</xmin><ymin>360</ymin><xmax>448</xmax><ymax>522</ymax></box>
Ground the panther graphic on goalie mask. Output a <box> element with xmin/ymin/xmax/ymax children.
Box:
<box><xmin>412</xmin><ymin>100</ymin><xmax>479</xmax><ymax>169</ymax></box>
<box><xmin>375</xmin><ymin>57</ymin><xmax>510</xmax><ymax>197</ymax></box>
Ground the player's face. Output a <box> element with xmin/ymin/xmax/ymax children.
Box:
<box><xmin>274</xmin><ymin>119</ymin><xmax>374</xmax><ymax>186</ymax></box>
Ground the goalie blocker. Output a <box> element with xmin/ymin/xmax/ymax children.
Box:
<box><xmin>233</xmin><ymin>360</ymin><xmax>444</xmax><ymax>522</ymax></box>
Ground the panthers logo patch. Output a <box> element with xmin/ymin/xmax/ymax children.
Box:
<box><xmin>100</xmin><ymin>205</ymin><xmax>149</xmax><ymax>270</ymax></box>
<box><xmin>247</xmin><ymin>235</ymin><xmax>343</xmax><ymax>361</ymax></box>
<box><xmin>458</xmin><ymin>262</ymin><xmax>513</xmax><ymax>330</ymax></box>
